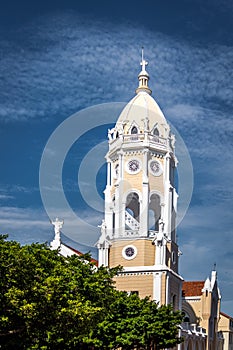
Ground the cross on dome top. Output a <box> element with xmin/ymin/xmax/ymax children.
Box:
<box><xmin>136</xmin><ymin>47</ymin><xmax>152</xmax><ymax>95</ymax></box>
<box><xmin>140</xmin><ymin>47</ymin><xmax>148</xmax><ymax>72</ymax></box>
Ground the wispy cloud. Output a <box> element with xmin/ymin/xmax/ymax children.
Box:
<box><xmin>0</xmin><ymin>184</ymin><xmax>39</xmax><ymax>195</ymax></box>
<box><xmin>0</xmin><ymin>205</ymin><xmax>102</xmax><ymax>247</ymax></box>
<box><xmin>0</xmin><ymin>11</ymin><xmax>232</xmax><ymax>124</ymax></box>
<box><xmin>0</xmin><ymin>194</ymin><xmax>14</xmax><ymax>200</ymax></box>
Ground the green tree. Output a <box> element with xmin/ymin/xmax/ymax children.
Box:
<box><xmin>0</xmin><ymin>235</ymin><xmax>183</xmax><ymax>349</ymax></box>
<box><xmin>0</xmin><ymin>235</ymin><xmax>118</xmax><ymax>349</ymax></box>
<box><xmin>95</xmin><ymin>292</ymin><xmax>183</xmax><ymax>349</ymax></box>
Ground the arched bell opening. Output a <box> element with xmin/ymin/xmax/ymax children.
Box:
<box><xmin>125</xmin><ymin>192</ymin><xmax>140</xmax><ymax>230</ymax></box>
<box><xmin>126</xmin><ymin>192</ymin><xmax>140</xmax><ymax>220</ymax></box>
<box><xmin>148</xmin><ymin>193</ymin><xmax>161</xmax><ymax>231</ymax></box>
<box><xmin>151</xmin><ymin>125</ymin><xmax>160</xmax><ymax>142</ymax></box>
<box><xmin>153</xmin><ymin>127</ymin><xmax>159</xmax><ymax>136</ymax></box>
<box><xmin>131</xmin><ymin>126</ymin><xmax>138</xmax><ymax>134</ymax></box>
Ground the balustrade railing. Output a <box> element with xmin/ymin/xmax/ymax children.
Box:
<box><xmin>123</xmin><ymin>230</ymin><xmax>140</xmax><ymax>237</ymax></box>
<box><xmin>122</xmin><ymin>133</ymin><xmax>167</xmax><ymax>147</ymax></box>
<box><xmin>125</xmin><ymin>211</ymin><xmax>140</xmax><ymax>230</ymax></box>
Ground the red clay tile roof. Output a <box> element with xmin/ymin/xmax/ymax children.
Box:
<box><xmin>65</xmin><ymin>244</ymin><xmax>98</xmax><ymax>265</ymax></box>
<box><xmin>182</xmin><ymin>281</ymin><xmax>205</xmax><ymax>297</ymax></box>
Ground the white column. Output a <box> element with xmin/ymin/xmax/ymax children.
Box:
<box><xmin>115</xmin><ymin>151</ymin><xmax>124</xmax><ymax>237</ymax></box>
<box><xmin>97</xmin><ymin>241</ymin><xmax>110</xmax><ymax>267</ymax></box>
<box><xmin>104</xmin><ymin>159</ymin><xmax>113</xmax><ymax>237</ymax></box>
<box><xmin>107</xmin><ymin>160</ymin><xmax>111</xmax><ymax>186</ymax></box>
<box><xmin>171</xmin><ymin>188</ymin><xmax>178</xmax><ymax>241</ymax></box>
<box><xmin>166</xmin><ymin>274</ymin><xmax>170</xmax><ymax>305</ymax></box>
<box><xmin>153</xmin><ymin>272</ymin><xmax>162</xmax><ymax>305</ymax></box>
<box><xmin>164</xmin><ymin>152</ymin><xmax>172</xmax><ymax>239</ymax></box>
<box><xmin>98</xmin><ymin>246</ymin><xmax>104</xmax><ymax>266</ymax></box>
<box><xmin>155</xmin><ymin>244</ymin><xmax>162</xmax><ymax>265</ymax></box>
<box><xmin>114</xmin><ymin>183</ymin><xmax>120</xmax><ymax>238</ymax></box>
<box><xmin>103</xmin><ymin>242</ymin><xmax>110</xmax><ymax>266</ymax></box>
<box><xmin>141</xmin><ymin>149</ymin><xmax>149</xmax><ymax>236</ymax></box>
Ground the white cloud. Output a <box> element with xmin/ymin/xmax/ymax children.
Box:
<box><xmin>0</xmin><ymin>185</ymin><xmax>38</xmax><ymax>195</ymax></box>
<box><xmin>0</xmin><ymin>11</ymin><xmax>232</xmax><ymax>124</ymax></box>
<box><xmin>0</xmin><ymin>205</ymin><xmax>102</xmax><ymax>247</ymax></box>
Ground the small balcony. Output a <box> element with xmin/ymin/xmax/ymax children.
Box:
<box><xmin>108</xmin><ymin>132</ymin><xmax>171</xmax><ymax>154</ymax></box>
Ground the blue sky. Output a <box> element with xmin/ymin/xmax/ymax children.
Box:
<box><xmin>0</xmin><ymin>0</ymin><xmax>233</xmax><ymax>314</ymax></box>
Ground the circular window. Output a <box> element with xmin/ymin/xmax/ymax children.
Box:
<box><xmin>122</xmin><ymin>245</ymin><xmax>137</xmax><ymax>260</ymax></box>
<box><xmin>149</xmin><ymin>160</ymin><xmax>163</xmax><ymax>176</ymax></box>
<box><xmin>126</xmin><ymin>159</ymin><xmax>141</xmax><ymax>174</ymax></box>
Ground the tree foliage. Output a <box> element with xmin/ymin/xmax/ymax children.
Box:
<box><xmin>0</xmin><ymin>235</ymin><xmax>183</xmax><ymax>349</ymax></box>
<box><xmin>96</xmin><ymin>293</ymin><xmax>183</xmax><ymax>349</ymax></box>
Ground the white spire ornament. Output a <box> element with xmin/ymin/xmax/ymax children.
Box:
<box><xmin>136</xmin><ymin>47</ymin><xmax>152</xmax><ymax>95</ymax></box>
<box><xmin>140</xmin><ymin>47</ymin><xmax>148</xmax><ymax>72</ymax></box>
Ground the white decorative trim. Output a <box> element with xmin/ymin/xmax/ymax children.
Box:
<box><xmin>149</xmin><ymin>151</ymin><xmax>165</xmax><ymax>158</ymax></box>
<box><xmin>125</xmin><ymin>150</ymin><xmax>144</xmax><ymax>156</ymax></box>
<box><xmin>128</xmin><ymin>120</ymin><xmax>140</xmax><ymax>134</ymax></box>
<box><xmin>116</xmin><ymin>271</ymin><xmax>153</xmax><ymax>277</ymax></box>
<box><xmin>119</xmin><ymin>265</ymin><xmax>183</xmax><ymax>280</ymax></box>
<box><xmin>183</xmin><ymin>296</ymin><xmax>201</xmax><ymax>302</ymax></box>
<box><xmin>151</xmin><ymin>123</ymin><xmax>159</xmax><ymax>135</ymax></box>
<box><xmin>123</xmin><ymin>188</ymin><xmax>142</xmax><ymax>203</ymax></box>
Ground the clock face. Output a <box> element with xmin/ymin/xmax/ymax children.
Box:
<box><xmin>125</xmin><ymin>246</ymin><xmax>135</xmax><ymax>257</ymax></box>
<box><xmin>127</xmin><ymin>159</ymin><xmax>140</xmax><ymax>174</ymax></box>
<box><xmin>149</xmin><ymin>160</ymin><xmax>163</xmax><ymax>176</ymax></box>
<box><xmin>122</xmin><ymin>245</ymin><xmax>137</xmax><ymax>260</ymax></box>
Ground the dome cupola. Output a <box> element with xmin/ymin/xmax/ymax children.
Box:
<box><xmin>109</xmin><ymin>49</ymin><xmax>172</xmax><ymax>151</ymax></box>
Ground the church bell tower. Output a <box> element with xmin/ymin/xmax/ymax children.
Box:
<box><xmin>97</xmin><ymin>50</ymin><xmax>183</xmax><ymax>309</ymax></box>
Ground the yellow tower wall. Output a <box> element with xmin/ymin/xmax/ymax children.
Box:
<box><xmin>113</xmin><ymin>273</ymin><xmax>154</xmax><ymax>299</ymax></box>
<box><xmin>109</xmin><ymin>239</ymin><xmax>155</xmax><ymax>268</ymax></box>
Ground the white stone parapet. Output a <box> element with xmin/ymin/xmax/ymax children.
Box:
<box><xmin>122</xmin><ymin>230</ymin><xmax>140</xmax><ymax>237</ymax></box>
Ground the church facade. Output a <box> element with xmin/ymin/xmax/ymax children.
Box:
<box><xmin>95</xmin><ymin>52</ymin><xmax>230</xmax><ymax>350</ymax></box>
<box><xmin>50</xmin><ymin>52</ymin><xmax>232</xmax><ymax>349</ymax></box>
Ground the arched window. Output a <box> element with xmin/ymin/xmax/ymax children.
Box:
<box><xmin>131</xmin><ymin>126</ymin><xmax>138</xmax><ymax>134</ymax></box>
<box><xmin>153</xmin><ymin>127</ymin><xmax>159</xmax><ymax>136</ymax></box>
<box><xmin>172</xmin><ymin>294</ymin><xmax>176</xmax><ymax>310</ymax></box>
<box><xmin>125</xmin><ymin>192</ymin><xmax>140</xmax><ymax>225</ymax></box>
<box><xmin>149</xmin><ymin>193</ymin><xmax>161</xmax><ymax>231</ymax></box>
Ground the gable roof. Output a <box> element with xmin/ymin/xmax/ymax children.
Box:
<box><xmin>64</xmin><ymin>243</ymin><xmax>98</xmax><ymax>265</ymax></box>
<box><xmin>182</xmin><ymin>281</ymin><xmax>205</xmax><ymax>297</ymax></box>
